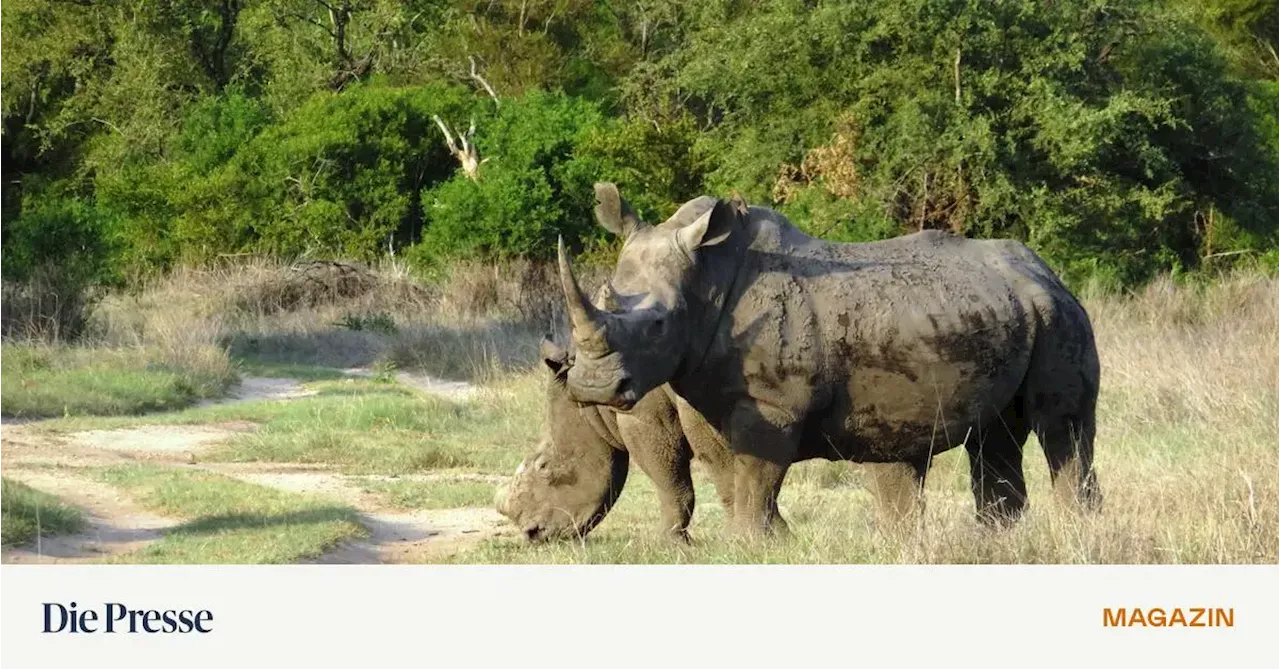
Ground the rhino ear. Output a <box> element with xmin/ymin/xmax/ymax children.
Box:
<box><xmin>540</xmin><ymin>335</ymin><xmax>571</xmax><ymax>377</ymax></box>
<box><xmin>676</xmin><ymin>198</ymin><xmax>739</xmax><ymax>258</ymax></box>
<box><xmin>594</xmin><ymin>182</ymin><xmax>646</xmax><ymax>239</ymax></box>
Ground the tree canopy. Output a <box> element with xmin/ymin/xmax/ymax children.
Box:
<box><xmin>2</xmin><ymin>0</ymin><xmax>1276</xmax><ymax>288</ymax></box>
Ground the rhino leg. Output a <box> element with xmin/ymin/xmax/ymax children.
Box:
<box><xmin>727</xmin><ymin>401</ymin><xmax>799</xmax><ymax>539</ymax></box>
<box><xmin>670</xmin><ymin>388</ymin><xmax>736</xmax><ymax>521</ymax></box>
<box><xmin>699</xmin><ymin>449</ymin><xmax>737</xmax><ymax>523</ymax></box>
<box><xmin>1039</xmin><ymin>413</ymin><xmax>1101</xmax><ymax>512</ymax></box>
<box><xmin>1024</xmin><ymin>292</ymin><xmax>1102</xmax><ymax>512</ymax></box>
<box><xmin>618</xmin><ymin>408</ymin><xmax>695</xmax><ymax>542</ymax></box>
<box><xmin>966</xmin><ymin>406</ymin><xmax>1030</xmax><ymax>527</ymax></box>
<box><xmin>865</xmin><ymin>459</ymin><xmax>928</xmax><ymax>529</ymax></box>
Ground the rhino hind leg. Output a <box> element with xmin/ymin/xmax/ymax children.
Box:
<box><xmin>865</xmin><ymin>460</ymin><xmax>928</xmax><ymax>530</ymax></box>
<box><xmin>966</xmin><ymin>407</ymin><xmax>1030</xmax><ymax>527</ymax></box>
<box><xmin>1024</xmin><ymin>299</ymin><xmax>1103</xmax><ymax>514</ymax></box>
<box><xmin>1038</xmin><ymin>412</ymin><xmax>1101</xmax><ymax>513</ymax></box>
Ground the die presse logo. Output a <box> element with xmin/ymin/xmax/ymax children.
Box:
<box><xmin>43</xmin><ymin>602</ymin><xmax>213</xmax><ymax>634</ymax></box>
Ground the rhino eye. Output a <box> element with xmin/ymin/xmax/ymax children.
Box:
<box><xmin>648</xmin><ymin>318</ymin><xmax>666</xmax><ymax>336</ymax></box>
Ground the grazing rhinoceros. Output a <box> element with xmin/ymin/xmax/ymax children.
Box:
<box><xmin>555</xmin><ymin>183</ymin><xmax>1102</xmax><ymax>537</ymax></box>
<box><xmin>493</xmin><ymin>335</ymin><xmax>738</xmax><ymax>543</ymax></box>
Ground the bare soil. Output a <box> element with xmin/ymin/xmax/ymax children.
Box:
<box><xmin>1</xmin><ymin>375</ymin><xmax>510</xmax><ymax>564</ymax></box>
<box><xmin>2</xmin><ymin>469</ymin><xmax>177</xmax><ymax>564</ymax></box>
<box><xmin>342</xmin><ymin>367</ymin><xmax>479</xmax><ymax>401</ymax></box>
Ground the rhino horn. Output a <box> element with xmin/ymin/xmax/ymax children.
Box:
<box><xmin>594</xmin><ymin>182</ymin><xmax>646</xmax><ymax>239</ymax></box>
<box><xmin>557</xmin><ymin>236</ymin><xmax>607</xmax><ymax>341</ymax></box>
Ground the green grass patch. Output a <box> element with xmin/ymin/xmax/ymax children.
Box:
<box><xmin>95</xmin><ymin>464</ymin><xmax>364</xmax><ymax>564</ymax></box>
<box><xmin>358</xmin><ymin>478</ymin><xmax>497</xmax><ymax>510</ymax></box>
<box><xmin>1</xmin><ymin>343</ymin><xmax>236</xmax><ymax>418</ymax></box>
<box><xmin>34</xmin><ymin>372</ymin><xmax>541</xmax><ymax>477</ymax></box>
<box><xmin>1</xmin><ymin>477</ymin><xmax>86</xmax><ymax>547</ymax></box>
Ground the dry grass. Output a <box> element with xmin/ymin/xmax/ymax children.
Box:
<box><xmin>88</xmin><ymin>257</ymin><xmax>604</xmax><ymax>382</ymax></box>
<box><xmin>0</xmin><ymin>268</ymin><xmax>99</xmax><ymax>342</ymax></box>
<box><xmin>457</xmin><ymin>272</ymin><xmax>1279</xmax><ymax>564</ymax></box>
<box><xmin>6</xmin><ymin>257</ymin><xmax>1275</xmax><ymax>563</ymax></box>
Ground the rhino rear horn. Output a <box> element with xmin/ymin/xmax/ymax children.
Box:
<box><xmin>594</xmin><ymin>182</ymin><xmax>646</xmax><ymax>239</ymax></box>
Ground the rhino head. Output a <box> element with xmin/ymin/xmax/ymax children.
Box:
<box><xmin>494</xmin><ymin>336</ymin><xmax>630</xmax><ymax>542</ymax></box>
<box><xmin>556</xmin><ymin>183</ymin><xmax>746</xmax><ymax>409</ymax></box>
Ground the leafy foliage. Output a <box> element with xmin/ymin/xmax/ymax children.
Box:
<box><xmin>1</xmin><ymin>0</ymin><xmax>1275</xmax><ymax>298</ymax></box>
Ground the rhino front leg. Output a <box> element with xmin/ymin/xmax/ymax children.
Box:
<box><xmin>670</xmin><ymin>388</ymin><xmax>735</xmax><ymax>521</ymax></box>
<box><xmin>630</xmin><ymin>441</ymin><xmax>696</xmax><ymax>542</ymax></box>
<box><xmin>727</xmin><ymin>400</ymin><xmax>799</xmax><ymax>539</ymax></box>
<box><xmin>618</xmin><ymin>415</ymin><xmax>695</xmax><ymax>542</ymax></box>
<box><xmin>699</xmin><ymin>449</ymin><xmax>736</xmax><ymax>523</ymax></box>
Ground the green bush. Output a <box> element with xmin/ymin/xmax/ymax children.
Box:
<box><xmin>0</xmin><ymin>195</ymin><xmax>119</xmax><ymax>339</ymax></box>
<box><xmin>663</xmin><ymin>0</ymin><xmax>1278</xmax><ymax>286</ymax></box>
<box><xmin>411</xmin><ymin>91</ymin><xmax>609</xmax><ymax>264</ymax></box>
<box><xmin>175</xmin><ymin>82</ymin><xmax>480</xmax><ymax>263</ymax></box>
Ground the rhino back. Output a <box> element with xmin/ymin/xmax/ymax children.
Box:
<box><xmin>685</xmin><ymin>215</ymin><xmax>1074</xmax><ymax>462</ymax></box>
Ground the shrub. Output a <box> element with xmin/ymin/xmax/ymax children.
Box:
<box><xmin>0</xmin><ymin>196</ymin><xmax>120</xmax><ymax>340</ymax></box>
<box><xmin>411</xmin><ymin>90</ymin><xmax>610</xmax><ymax>264</ymax></box>
<box><xmin>666</xmin><ymin>0</ymin><xmax>1278</xmax><ymax>286</ymax></box>
<box><xmin>169</xmin><ymin>81</ymin><xmax>480</xmax><ymax>264</ymax></box>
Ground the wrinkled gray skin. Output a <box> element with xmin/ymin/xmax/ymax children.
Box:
<box><xmin>494</xmin><ymin>336</ymin><xmax>737</xmax><ymax>543</ymax></box>
<box><xmin>558</xmin><ymin>183</ymin><xmax>1102</xmax><ymax>537</ymax></box>
<box><xmin>494</xmin><ymin>335</ymin><xmax>926</xmax><ymax>543</ymax></box>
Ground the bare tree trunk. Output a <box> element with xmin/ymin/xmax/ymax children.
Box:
<box><xmin>433</xmin><ymin>115</ymin><xmax>488</xmax><ymax>181</ymax></box>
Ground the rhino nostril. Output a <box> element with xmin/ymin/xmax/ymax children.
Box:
<box><xmin>525</xmin><ymin>526</ymin><xmax>542</xmax><ymax>541</ymax></box>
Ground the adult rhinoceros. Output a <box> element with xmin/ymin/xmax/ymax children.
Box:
<box><xmin>556</xmin><ymin>183</ymin><xmax>1102</xmax><ymax>537</ymax></box>
<box><xmin>496</xmin><ymin>298</ymin><xmax>931</xmax><ymax>543</ymax></box>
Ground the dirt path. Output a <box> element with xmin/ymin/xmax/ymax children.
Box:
<box><xmin>1</xmin><ymin>374</ymin><xmax>511</xmax><ymax>564</ymax></box>
<box><xmin>342</xmin><ymin>367</ymin><xmax>479</xmax><ymax>401</ymax></box>
<box><xmin>193</xmin><ymin>467</ymin><xmax>510</xmax><ymax>563</ymax></box>
<box><xmin>1</xmin><ymin>469</ymin><xmax>178</xmax><ymax>564</ymax></box>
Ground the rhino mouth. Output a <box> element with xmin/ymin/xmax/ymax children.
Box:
<box><xmin>568</xmin><ymin>376</ymin><xmax>639</xmax><ymax>410</ymax></box>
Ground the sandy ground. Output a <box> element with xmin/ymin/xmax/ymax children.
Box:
<box><xmin>1</xmin><ymin>375</ymin><xmax>512</xmax><ymax>564</ymax></box>
<box><xmin>342</xmin><ymin>367</ymin><xmax>479</xmax><ymax>401</ymax></box>
<box><xmin>2</xmin><ymin>469</ymin><xmax>177</xmax><ymax>564</ymax></box>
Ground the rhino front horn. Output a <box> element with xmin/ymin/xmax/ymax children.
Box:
<box><xmin>557</xmin><ymin>236</ymin><xmax>605</xmax><ymax>339</ymax></box>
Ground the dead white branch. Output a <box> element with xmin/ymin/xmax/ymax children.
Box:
<box><xmin>469</xmin><ymin>56</ymin><xmax>500</xmax><ymax>107</ymax></box>
<box><xmin>433</xmin><ymin>114</ymin><xmax>488</xmax><ymax>181</ymax></box>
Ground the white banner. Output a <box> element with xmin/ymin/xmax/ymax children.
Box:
<box><xmin>2</xmin><ymin>565</ymin><xmax>1276</xmax><ymax>668</ymax></box>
